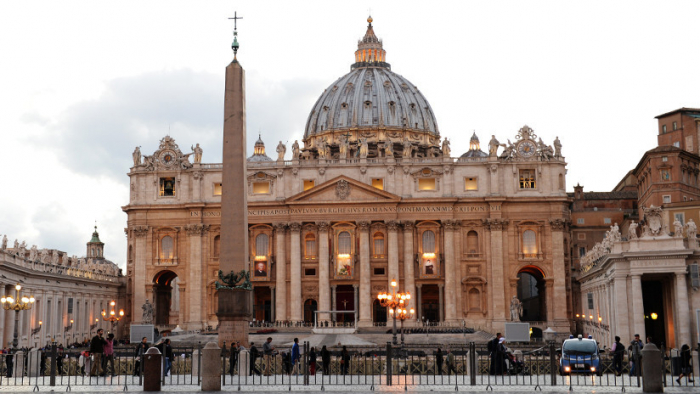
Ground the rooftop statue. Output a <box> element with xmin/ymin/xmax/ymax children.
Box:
<box><xmin>292</xmin><ymin>140</ymin><xmax>300</xmax><ymax>159</ymax></box>
<box><xmin>132</xmin><ymin>146</ymin><xmax>142</xmax><ymax>167</ymax></box>
<box><xmin>488</xmin><ymin>135</ymin><xmax>500</xmax><ymax>157</ymax></box>
<box><xmin>276</xmin><ymin>141</ymin><xmax>286</xmax><ymax>161</ymax></box>
<box><xmin>553</xmin><ymin>136</ymin><xmax>562</xmax><ymax>157</ymax></box>
<box><xmin>442</xmin><ymin>138</ymin><xmax>451</xmax><ymax>157</ymax></box>
<box><xmin>686</xmin><ymin>219</ymin><xmax>697</xmax><ymax>240</ymax></box>
<box><xmin>192</xmin><ymin>143</ymin><xmax>203</xmax><ymax>164</ymax></box>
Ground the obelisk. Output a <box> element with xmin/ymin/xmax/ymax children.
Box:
<box><xmin>218</xmin><ymin>17</ymin><xmax>252</xmax><ymax>347</ymax></box>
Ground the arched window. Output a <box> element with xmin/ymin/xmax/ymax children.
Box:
<box><xmin>373</xmin><ymin>232</ymin><xmax>385</xmax><ymax>255</ymax></box>
<box><xmin>161</xmin><ymin>236</ymin><xmax>173</xmax><ymax>259</ymax></box>
<box><xmin>255</xmin><ymin>233</ymin><xmax>269</xmax><ymax>257</ymax></box>
<box><xmin>466</xmin><ymin>231</ymin><xmax>479</xmax><ymax>255</ymax></box>
<box><xmin>522</xmin><ymin>230</ymin><xmax>537</xmax><ymax>257</ymax></box>
<box><xmin>422</xmin><ymin>230</ymin><xmax>436</xmax><ymax>253</ymax></box>
<box><xmin>305</xmin><ymin>234</ymin><xmax>316</xmax><ymax>257</ymax></box>
<box><xmin>213</xmin><ymin>235</ymin><xmax>220</xmax><ymax>257</ymax></box>
<box><xmin>338</xmin><ymin>231</ymin><xmax>352</xmax><ymax>255</ymax></box>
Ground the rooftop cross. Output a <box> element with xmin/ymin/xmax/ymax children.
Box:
<box><xmin>228</xmin><ymin>11</ymin><xmax>243</xmax><ymax>59</ymax></box>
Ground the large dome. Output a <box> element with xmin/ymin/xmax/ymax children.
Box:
<box><xmin>303</xmin><ymin>18</ymin><xmax>439</xmax><ymax>141</ymax></box>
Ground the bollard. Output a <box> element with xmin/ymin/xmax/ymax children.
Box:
<box><xmin>13</xmin><ymin>350</ymin><xmax>25</xmax><ymax>379</ymax></box>
<box><xmin>238</xmin><ymin>349</ymin><xmax>250</xmax><ymax>378</ymax></box>
<box><xmin>641</xmin><ymin>342</ymin><xmax>663</xmax><ymax>393</ymax></box>
<box><xmin>192</xmin><ymin>348</ymin><xmax>201</xmax><ymax>377</ymax></box>
<box><xmin>144</xmin><ymin>347</ymin><xmax>162</xmax><ymax>392</ymax></box>
<box><xmin>693</xmin><ymin>350</ymin><xmax>699</xmax><ymax>378</ymax></box>
<box><xmin>201</xmin><ymin>342</ymin><xmax>221</xmax><ymax>391</ymax></box>
<box><xmin>27</xmin><ymin>348</ymin><xmax>40</xmax><ymax>377</ymax></box>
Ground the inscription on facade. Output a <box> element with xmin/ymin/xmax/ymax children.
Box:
<box><xmin>193</xmin><ymin>205</ymin><xmax>498</xmax><ymax>217</ymax></box>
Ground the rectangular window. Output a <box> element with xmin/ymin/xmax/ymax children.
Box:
<box><xmin>159</xmin><ymin>177</ymin><xmax>176</xmax><ymax>197</ymax></box>
<box><xmin>518</xmin><ymin>170</ymin><xmax>536</xmax><ymax>189</ymax></box>
<box><xmin>673</xmin><ymin>121</ymin><xmax>678</xmax><ymax>131</ymax></box>
<box><xmin>253</xmin><ymin>182</ymin><xmax>270</xmax><ymax>194</ymax></box>
<box><xmin>587</xmin><ymin>293</ymin><xmax>594</xmax><ymax>309</ymax></box>
<box><xmin>673</xmin><ymin>141</ymin><xmax>681</xmax><ymax>148</ymax></box>
<box><xmin>418</xmin><ymin>178</ymin><xmax>436</xmax><ymax>191</ymax></box>
<box><xmin>662</xmin><ymin>125</ymin><xmax>667</xmax><ymax>133</ymax></box>
<box><xmin>303</xmin><ymin>180</ymin><xmax>315</xmax><ymax>191</ymax></box>
<box><xmin>686</xmin><ymin>136</ymin><xmax>694</xmax><ymax>152</ymax></box>
<box><xmin>577</xmin><ymin>218</ymin><xmax>585</xmax><ymax>225</ymax></box>
<box><xmin>662</xmin><ymin>156</ymin><xmax>668</xmax><ymax>162</ymax></box>
<box><xmin>67</xmin><ymin>298</ymin><xmax>73</xmax><ymax>314</ymax></box>
<box><xmin>663</xmin><ymin>195</ymin><xmax>671</xmax><ymax>204</ymax></box>
<box><xmin>465</xmin><ymin>177</ymin><xmax>478</xmax><ymax>191</ymax></box>
<box><xmin>213</xmin><ymin>183</ymin><xmax>222</xmax><ymax>196</ymax></box>
<box><xmin>371</xmin><ymin>178</ymin><xmax>384</xmax><ymax>190</ymax></box>
<box><xmin>304</xmin><ymin>268</ymin><xmax>316</xmax><ymax>276</ymax></box>
<box><xmin>577</xmin><ymin>233</ymin><xmax>586</xmax><ymax>240</ymax></box>
<box><xmin>373</xmin><ymin>267</ymin><xmax>385</xmax><ymax>275</ymax></box>
<box><xmin>579</xmin><ymin>247</ymin><xmax>586</xmax><ymax>257</ymax></box>
<box><xmin>675</xmin><ymin>213</ymin><xmax>685</xmax><ymax>225</ymax></box>
<box><xmin>604</xmin><ymin>218</ymin><xmax>611</xmax><ymax>224</ymax></box>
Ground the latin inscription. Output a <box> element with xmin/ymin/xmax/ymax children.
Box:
<box><xmin>193</xmin><ymin>205</ymin><xmax>497</xmax><ymax>217</ymax></box>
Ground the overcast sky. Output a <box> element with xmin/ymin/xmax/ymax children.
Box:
<box><xmin>1</xmin><ymin>1</ymin><xmax>699</xmax><ymax>269</ymax></box>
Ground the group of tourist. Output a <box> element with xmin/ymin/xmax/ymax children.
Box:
<box><xmin>612</xmin><ymin>334</ymin><xmax>693</xmax><ymax>384</ymax></box>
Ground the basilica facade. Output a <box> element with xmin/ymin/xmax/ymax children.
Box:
<box><xmin>123</xmin><ymin>18</ymin><xmax>573</xmax><ymax>335</ymax></box>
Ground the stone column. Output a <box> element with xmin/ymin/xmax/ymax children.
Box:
<box><xmin>485</xmin><ymin>218</ymin><xmax>507</xmax><ymax>328</ymax></box>
<box><xmin>289</xmin><ymin>223</ymin><xmax>302</xmax><ymax>322</ymax></box>
<box><xmin>274</xmin><ymin>223</ymin><xmax>288</xmax><ymax>322</ymax></box>
<box><xmin>675</xmin><ymin>272</ymin><xmax>692</xmax><ymax>347</ymax></box>
<box><xmin>186</xmin><ymin>224</ymin><xmax>207</xmax><ymax>328</ymax></box>
<box><xmin>438</xmin><ymin>284</ymin><xmax>444</xmax><ymax>322</ymax></box>
<box><xmin>270</xmin><ymin>286</ymin><xmax>276</xmax><ymax>323</ymax></box>
<box><xmin>132</xmin><ymin>226</ymin><xmax>149</xmax><ymax>323</ymax></box>
<box><xmin>443</xmin><ymin>221</ymin><xmax>457</xmax><ymax>322</ymax></box>
<box><xmin>402</xmin><ymin>221</ymin><xmax>416</xmax><ymax>322</ymax></box>
<box><xmin>353</xmin><ymin>284</ymin><xmax>359</xmax><ymax>325</ymax></box>
<box><xmin>416</xmin><ymin>285</ymin><xmax>422</xmax><ymax>321</ymax></box>
<box><xmin>386</xmin><ymin>221</ymin><xmax>400</xmax><ymax>288</ymax></box>
<box><xmin>331</xmin><ymin>285</ymin><xmax>337</xmax><ymax>323</ymax></box>
<box><xmin>630</xmin><ymin>274</ymin><xmax>646</xmax><ymax>339</ymax></box>
<box><xmin>549</xmin><ymin>219</ymin><xmax>569</xmax><ymax>330</ymax></box>
<box><xmin>357</xmin><ymin>221</ymin><xmax>371</xmax><ymax>326</ymax></box>
<box><xmin>317</xmin><ymin>222</ymin><xmax>331</xmax><ymax>322</ymax></box>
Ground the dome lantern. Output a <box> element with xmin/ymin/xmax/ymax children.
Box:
<box><xmin>352</xmin><ymin>16</ymin><xmax>390</xmax><ymax>70</ymax></box>
<box><xmin>248</xmin><ymin>135</ymin><xmax>273</xmax><ymax>162</ymax></box>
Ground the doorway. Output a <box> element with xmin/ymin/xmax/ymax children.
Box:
<box><xmin>153</xmin><ymin>270</ymin><xmax>177</xmax><ymax>325</ymax></box>
<box><xmin>421</xmin><ymin>284</ymin><xmax>440</xmax><ymax>322</ymax></box>
<box><xmin>517</xmin><ymin>266</ymin><xmax>545</xmax><ymax>321</ymax></box>
<box><xmin>253</xmin><ymin>287</ymin><xmax>271</xmax><ymax>323</ymax></box>
<box><xmin>335</xmin><ymin>285</ymin><xmax>355</xmax><ymax>323</ymax></box>
<box><xmin>304</xmin><ymin>299</ymin><xmax>318</xmax><ymax>323</ymax></box>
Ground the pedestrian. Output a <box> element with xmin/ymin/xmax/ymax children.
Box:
<box><xmin>133</xmin><ymin>336</ymin><xmax>149</xmax><ymax>376</ymax></box>
<box><xmin>628</xmin><ymin>334</ymin><xmax>643</xmax><ymax>377</ymax></box>
<box><xmin>81</xmin><ymin>351</ymin><xmax>91</xmax><ymax>376</ymax></box>
<box><xmin>262</xmin><ymin>337</ymin><xmax>275</xmax><ymax>376</ymax></box>
<box><xmin>5</xmin><ymin>351</ymin><xmax>13</xmax><ymax>378</ymax></box>
<box><xmin>309</xmin><ymin>347</ymin><xmax>317</xmax><ymax>375</ymax></box>
<box><xmin>56</xmin><ymin>349</ymin><xmax>64</xmax><ymax>375</ymax></box>
<box><xmin>163</xmin><ymin>339</ymin><xmax>173</xmax><ymax>377</ymax></box>
<box><xmin>228</xmin><ymin>342</ymin><xmax>238</xmax><ymax>375</ymax></box>
<box><xmin>103</xmin><ymin>333</ymin><xmax>115</xmax><ymax>376</ymax></box>
<box><xmin>488</xmin><ymin>333</ymin><xmax>502</xmax><ymax>375</ymax></box>
<box><xmin>89</xmin><ymin>328</ymin><xmax>107</xmax><ymax>376</ymax></box>
<box><xmin>676</xmin><ymin>344</ymin><xmax>694</xmax><ymax>384</ymax></box>
<box><xmin>611</xmin><ymin>336</ymin><xmax>624</xmax><ymax>376</ymax></box>
<box><xmin>446</xmin><ymin>349</ymin><xmax>457</xmax><ymax>376</ymax></box>
<box><xmin>436</xmin><ymin>347</ymin><xmax>444</xmax><ymax>375</ymax></box>
<box><xmin>291</xmin><ymin>338</ymin><xmax>301</xmax><ymax>376</ymax></box>
<box><xmin>249</xmin><ymin>342</ymin><xmax>261</xmax><ymax>376</ymax></box>
<box><xmin>321</xmin><ymin>345</ymin><xmax>331</xmax><ymax>374</ymax></box>
<box><xmin>340</xmin><ymin>346</ymin><xmax>350</xmax><ymax>375</ymax></box>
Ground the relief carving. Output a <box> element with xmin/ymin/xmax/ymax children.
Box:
<box><xmin>402</xmin><ymin>221</ymin><xmax>414</xmax><ymax>231</ymax></box>
<box><xmin>316</xmin><ymin>221</ymin><xmax>330</xmax><ymax>232</ymax></box>
<box><xmin>273</xmin><ymin>223</ymin><xmax>288</xmax><ymax>232</ymax></box>
<box><xmin>549</xmin><ymin>218</ymin><xmax>568</xmax><ymax>231</ymax></box>
<box><xmin>288</xmin><ymin>222</ymin><xmax>302</xmax><ymax>233</ymax></box>
<box><xmin>482</xmin><ymin>218</ymin><xmax>509</xmax><ymax>231</ymax></box>
<box><xmin>385</xmin><ymin>220</ymin><xmax>400</xmax><ymax>232</ymax></box>
<box><xmin>356</xmin><ymin>221</ymin><xmax>371</xmax><ymax>231</ymax></box>
<box><xmin>185</xmin><ymin>224</ymin><xmax>210</xmax><ymax>237</ymax></box>
<box><xmin>133</xmin><ymin>226</ymin><xmax>149</xmax><ymax>237</ymax></box>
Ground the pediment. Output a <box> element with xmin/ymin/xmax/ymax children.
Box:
<box><xmin>287</xmin><ymin>175</ymin><xmax>401</xmax><ymax>204</ymax></box>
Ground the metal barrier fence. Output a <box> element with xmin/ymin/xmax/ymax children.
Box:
<box><xmin>0</xmin><ymin>342</ymin><xmax>694</xmax><ymax>390</ymax></box>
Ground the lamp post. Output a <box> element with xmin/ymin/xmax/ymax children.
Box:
<box><xmin>31</xmin><ymin>320</ymin><xmax>42</xmax><ymax>344</ymax></box>
<box><xmin>90</xmin><ymin>318</ymin><xmax>99</xmax><ymax>337</ymax></box>
<box><xmin>64</xmin><ymin>319</ymin><xmax>73</xmax><ymax>346</ymax></box>
<box><xmin>101</xmin><ymin>300</ymin><xmax>124</xmax><ymax>329</ymax></box>
<box><xmin>377</xmin><ymin>279</ymin><xmax>412</xmax><ymax>346</ymax></box>
<box><xmin>1</xmin><ymin>284</ymin><xmax>36</xmax><ymax>349</ymax></box>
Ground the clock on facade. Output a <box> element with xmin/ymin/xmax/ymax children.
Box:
<box><xmin>517</xmin><ymin>140</ymin><xmax>536</xmax><ymax>157</ymax></box>
<box><xmin>160</xmin><ymin>150</ymin><xmax>175</xmax><ymax>165</ymax></box>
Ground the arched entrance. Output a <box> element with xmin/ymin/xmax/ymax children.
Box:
<box><xmin>304</xmin><ymin>299</ymin><xmax>318</xmax><ymax>323</ymax></box>
<box><xmin>373</xmin><ymin>299</ymin><xmax>387</xmax><ymax>324</ymax></box>
<box><xmin>421</xmin><ymin>284</ymin><xmax>440</xmax><ymax>322</ymax></box>
<box><xmin>517</xmin><ymin>266</ymin><xmax>545</xmax><ymax>321</ymax></box>
<box><xmin>153</xmin><ymin>270</ymin><xmax>178</xmax><ymax>325</ymax></box>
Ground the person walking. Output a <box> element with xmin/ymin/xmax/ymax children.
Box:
<box><xmin>340</xmin><ymin>346</ymin><xmax>350</xmax><ymax>375</ymax></box>
<box><xmin>89</xmin><ymin>328</ymin><xmax>107</xmax><ymax>376</ymax></box>
<box><xmin>611</xmin><ymin>336</ymin><xmax>624</xmax><ymax>376</ymax></box>
<box><xmin>488</xmin><ymin>333</ymin><xmax>502</xmax><ymax>375</ymax></box>
<box><xmin>676</xmin><ymin>344</ymin><xmax>694</xmax><ymax>384</ymax></box>
<box><xmin>629</xmin><ymin>334</ymin><xmax>644</xmax><ymax>377</ymax></box>
<box><xmin>133</xmin><ymin>337</ymin><xmax>149</xmax><ymax>376</ymax></box>
<box><xmin>436</xmin><ymin>347</ymin><xmax>444</xmax><ymax>375</ymax></box>
<box><xmin>262</xmin><ymin>337</ymin><xmax>275</xmax><ymax>376</ymax></box>
<box><xmin>163</xmin><ymin>339</ymin><xmax>173</xmax><ymax>377</ymax></box>
<box><xmin>321</xmin><ymin>345</ymin><xmax>331</xmax><ymax>375</ymax></box>
<box><xmin>5</xmin><ymin>351</ymin><xmax>13</xmax><ymax>378</ymax></box>
<box><xmin>103</xmin><ymin>333</ymin><xmax>115</xmax><ymax>376</ymax></box>
<box><xmin>249</xmin><ymin>342</ymin><xmax>261</xmax><ymax>376</ymax></box>
<box><xmin>291</xmin><ymin>338</ymin><xmax>301</xmax><ymax>376</ymax></box>
<box><xmin>228</xmin><ymin>342</ymin><xmax>238</xmax><ymax>376</ymax></box>
<box><xmin>446</xmin><ymin>349</ymin><xmax>458</xmax><ymax>376</ymax></box>
<box><xmin>309</xmin><ymin>347</ymin><xmax>317</xmax><ymax>375</ymax></box>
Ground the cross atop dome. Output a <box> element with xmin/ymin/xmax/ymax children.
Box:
<box><xmin>352</xmin><ymin>16</ymin><xmax>390</xmax><ymax>70</ymax></box>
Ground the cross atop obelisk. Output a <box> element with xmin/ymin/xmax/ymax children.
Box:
<box><xmin>218</xmin><ymin>10</ymin><xmax>252</xmax><ymax>347</ymax></box>
<box><xmin>228</xmin><ymin>12</ymin><xmax>243</xmax><ymax>60</ymax></box>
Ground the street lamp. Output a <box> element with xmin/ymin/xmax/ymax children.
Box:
<box><xmin>64</xmin><ymin>319</ymin><xmax>73</xmax><ymax>332</ymax></box>
<box><xmin>90</xmin><ymin>318</ymin><xmax>99</xmax><ymax>337</ymax></box>
<box><xmin>377</xmin><ymin>279</ymin><xmax>412</xmax><ymax>346</ymax></box>
<box><xmin>101</xmin><ymin>300</ymin><xmax>124</xmax><ymax>328</ymax></box>
<box><xmin>1</xmin><ymin>284</ymin><xmax>36</xmax><ymax>349</ymax></box>
<box><xmin>31</xmin><ymin>320</ymin><xmax>42</xmax><ymax>344</ymax></box>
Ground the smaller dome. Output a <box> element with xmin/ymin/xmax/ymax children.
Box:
<box><xmin>461</xmin><ymin>132</ymin><xmax>488</xmax><ymax>158</ymax></box>
<box><xmin>248</xmin><ymin>135</ymin><xmax>272</xmax><ymax>162</ymax></box>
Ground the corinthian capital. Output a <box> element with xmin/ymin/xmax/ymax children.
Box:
<box><xmin>185</xmin><ymin>224</ymin><xmax>210</xmax><ymax>237</ymax></box>
<box><xmin>482</xmin><ymin>218</ymin><xmax>509</xmax><ymax>231</ymax></box>
<box><xmin>356</xmin><ymin>221</ymin><xmax>371</xmax><ymax>232</ymax></box>
<box><xmin>385</xmin><ymin>220</ymin><xmax>400</xmax><ymax>232</ymax></box>
<box><xmin>132</xmin><ymin>226</ymin><xmax>149</xmax><ymax>237</ymax></box>
<box><xmin>288</xmin><ymin>222</ymin><xmax>302</xmax><ymax>233</ymax></box>
<box><xmin>402</xmin><ymin>220</ymin><xmax>414</xmax><ymax>231</ymax></box>
<box><xmin>273</xmin><ymin>222</ymin><xmax>288</xmax><ymax>232</ymax></box>
<box><xmin>549</xmin><ymin>218</ymin><xmax>568</xmax><ymax>231</ymax></box>
<box><xmin>316</xmin><ymin>221</ymin><xmax>330</xmax><ymax>232</ymax></box>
